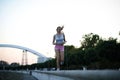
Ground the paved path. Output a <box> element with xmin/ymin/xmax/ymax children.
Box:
<box><xmin>0</xmin><ymin>70</ymin><xmax>38</xmax><ymax>80</ymax></box>
<box><xmin>23</xmin><ymin>74</ymin><xmax>38</xmax><ymax>80</ymax></box>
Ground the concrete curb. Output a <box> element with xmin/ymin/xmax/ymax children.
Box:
<box><xmin>33</xmin><ymin>70</ymin><xmax>120</xmax><ymax>80</ymax></box>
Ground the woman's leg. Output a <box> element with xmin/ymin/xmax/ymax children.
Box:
<box><xmin>55</xmin><ymin>50</ymin><xmax>60</xmax><ymax>69</ymax></box>
<box><xmin>60</xmin><ymin>51</ymin><xmax>64</xmax><ymax>65</ymax></box>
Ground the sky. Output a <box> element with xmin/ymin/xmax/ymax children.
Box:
<box><xmin>0</xmin><ymin>0</ymin><xmax>120</xmax><ymax>64</ymax></box>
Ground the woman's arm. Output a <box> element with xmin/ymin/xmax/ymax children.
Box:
<box><xmin>52</xmin><ymin>35</ymin><xmax>56</xmax><ymax>45</ymax></box>
<box><xmin>63</xmin><ymin>33</ymin><xmax>67</xmax><ymax>44</ymax></box>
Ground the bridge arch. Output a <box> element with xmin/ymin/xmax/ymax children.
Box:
<box><xmin>0</xmin><ymin>44</ymin><xmax>46</xmax><ymax>57</ymax></box>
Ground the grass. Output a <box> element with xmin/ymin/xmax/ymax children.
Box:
<box><xmin>0</xmin><ymin>71</ymin><xmax>24</xmax><ymax>80</ymax></box>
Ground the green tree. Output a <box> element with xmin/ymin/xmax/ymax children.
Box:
<box><xmin>0</xmin><ymin>60</ymin><xmax>9</xmax><ymax>70</ymax></box>
<box><xmin>95</xmin><ymin>38</ymin><xmax>120</xmax><ymax>69</ymax></box>
<box><xmin>81</xmin><ymin>33</ymin><xmax>100</xmax><ymax>49</ymax></box>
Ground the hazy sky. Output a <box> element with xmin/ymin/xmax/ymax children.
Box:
<box><xmin>0</xmin><ymin>0</ymin><xmax>120</xmax><ymax>64</ymax></box>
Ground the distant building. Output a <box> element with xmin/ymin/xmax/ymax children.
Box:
<box><xmin>37</xmin><ymin>56</ymin><xmax>48</xmax><ymax>63</ymax></box>
<box><xmin>37</xmin><ymin>56</ymin><xmax>53</xmax><ymax>63</ymax></box>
